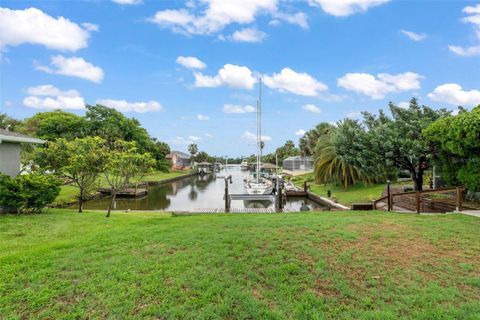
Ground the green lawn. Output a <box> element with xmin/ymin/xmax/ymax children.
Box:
<box><xmin>1</xmin><ymin>209</ymin><xmax>479</xmax><ymax>319</ymax></box>
<box><xmin>292</xmin><ymin>174</ymin><xmax>385</xmax><ymax>206</ymax></box>
<box><xmin>53</xmin><ymin>170</ymin><xmax>191</xmax><ymax>207</ymax></box>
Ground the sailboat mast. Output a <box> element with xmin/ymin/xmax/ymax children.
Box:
<box><xmin>256</xmin><ymin>78</ymin><xmax>262</xmax><ymax>183</ymax></box>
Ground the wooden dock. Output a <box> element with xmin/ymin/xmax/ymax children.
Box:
<box><xmin>175</xmin><ymin>208</ymin><xmax>279</xmax><ymax>215</ymax></box>
<box><xmin>97</xmin><ymin>188</ymin><xmax>147</xmax><ymax>197</ymax></box>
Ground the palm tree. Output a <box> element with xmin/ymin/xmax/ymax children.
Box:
<box><xmin>313</xmin><ymin>133</ymin><xmax>371</xmax><ymax>190</ymax></box>
<box><xmin>188</xmin><ymin>143</ymin><xmax>198</xmax><ymax>161</ymax></box>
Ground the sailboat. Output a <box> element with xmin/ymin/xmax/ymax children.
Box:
<box><xmin>244</xmin><ymin>78</ymin><xmax>274</xmax><ymax>195</ymax></box>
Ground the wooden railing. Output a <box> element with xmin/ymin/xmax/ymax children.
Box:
<box><xmin>373</xmin><ymin>187</ymin><xmax>465</xmax><ymax>213</ymax></box>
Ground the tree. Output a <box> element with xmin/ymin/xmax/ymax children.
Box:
<box><xmin>334</xmin><ymin>99</ymin><xmax>449</xmax><ymax>191</ymax></box>
<box><xmin>21</xmin><ymin>110</ymin><xmax>86</xmax><ymax>140</ymax></box>
<box><xmin>0</xmin><ymin>114</ymin><xmax>21</xmax><ymax>131</ymax></box>
<box><xmin>299</xmin><ymin>123</ymin><xmax>335</xmax><ymax>156</ymax></box>
<box><xmin>314</xmin><ymin>132</ymin><xmax>371</xmax><ymax>189</ymax></box>
<box><xmin>103</xmin><ymin>141</ymin><xmax>156</xmax><ymax>217</ymax></box>
<box><xmin>188</xmin><ymin>143</ymin><xmax>198</xmax><ymax>161</ymax></box>
<box><xmin>36</xmin><ymin>137</ymin><xmax>107</xmax><ymax>212</ymax></box>
<box><xmin>423</xmin><ymin>105</ymin><xmax>480</xmax><ymax>191</ymax></box>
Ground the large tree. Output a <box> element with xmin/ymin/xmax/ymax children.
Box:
<box><xmin>423</xmin><ymin>105</ymin><xmax>480</xmax><ymax>191</ymax></box>
<box><xmin>334</xmin><ymin>98</ymin><xmax>449</xmax><ymax>191</ymax></box>
<box><xmin>21</xmin><ymin>110</ymin><xmax>86</xmax><ymax>140</ymax></box>
<box><xmin>188</xmin><ymin>143</ymin><xmax>198</xmax><ymax>161</ymax></box>
<box><xmin>103</xmin><ymin>140</ymin><xmax>156</xmax><ymax>217</ymax></box>
<box><xmin>299</xmin><ymin>123</ymin><xmax>335</xmax><ymax>156</ymax></box>
<box><xmin>36</xmin><ymin>137</ymin><xmax>107</xmax><ymax>212</ymax></box>
<box><xmin>0</xmin><ymin>113</ymin><xmax>21</xmax><ymax>131</ymax></box>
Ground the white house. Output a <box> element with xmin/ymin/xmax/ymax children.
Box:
<box><xmin>0</xmin><ymin>129</ymin><xmax>45</xmax><ymax>177</ymax></box>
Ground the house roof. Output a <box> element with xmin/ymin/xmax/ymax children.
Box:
<box><xmin>0</xmin><ymin>129</ymin><xmax>45</xmax><ymax>144</ymax></box>
<box><xmin>166</xmin><ymin>151</ymin><xmax>190</xmax><ymax>159</ymax></box>
<box><xmin>197</xmin><ymin>161</ymin><xmax>212</xmax><ymax>166</ymax></box>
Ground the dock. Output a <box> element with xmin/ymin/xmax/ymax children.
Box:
<box><xmin>176</xmin><ymin>208</ymin><xmax>279</xmax><ymax>215</ymax></box>
<box><xmin>98</xmin><ymin>188</ymin><xmax>147</xmax><ymax>197</ymax></box>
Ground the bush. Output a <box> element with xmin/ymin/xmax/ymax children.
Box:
<box><xmin>0</xmin><ymin>174</ymin><xmax>61</xmax><ymax>214</ymax></box>
<box><xmin>457</xmin><ymin>158</ymin><xmax>480</xmax><ymax>192</ymax></box>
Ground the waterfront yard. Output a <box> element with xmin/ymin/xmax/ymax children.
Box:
<box><xmin>1</xmin><ymin>209</ymin><xmax>479</xmax><ymax>319</ymax></box>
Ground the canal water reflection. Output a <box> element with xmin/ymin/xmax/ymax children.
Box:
<box><xmin>79</xmin><ymin>166</ymin><xmax>330</xmax><ymax>212</ymax></box>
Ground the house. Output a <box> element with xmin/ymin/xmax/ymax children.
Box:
<box><xmin>166</xmin><ymin>151</ymin><xmax>191</xmax><ymax>170</ymax></box>
<box><xmin>0</xmin><ymin>129</ymin><xmax>45</xmax><ymax>177</ymax></box>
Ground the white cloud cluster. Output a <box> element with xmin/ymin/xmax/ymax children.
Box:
<box><xmin>400</xmin><ymin>29</ymin><xmax>427</xmax><ymax>42</ymax></box>
<box><xmin>112</xmin><ymin>0</ymin><xmax>142</xmax><ymax>4</ymax></box>
<box><xmin>449</xmin><ymin>4</ymin><xmax>480</xmax><ymax>57</ymax></box>
<box><xmin>23</xmin><ymin>85</ymin><xmax>85</xmax><ymax>110</ymax></box>
<box><xmin>194</xmin><ymin>64</ymin><xmax>257</xmax><ymax>89</ymax></box>
<box><xmin>337</xmin><ymin>72</ymin><xmax>422</xmax><ymax>99</ymax></box>
<box><xmin>172</xmin><ymin>136</ymin><xmax>202</xmax><ymax>145</ymax></box>
<box><xmin>427</xmin><ymin>83</ymin><xmax>480</xmax><ymax>107</ymax></box>
<box><xmin>149</xmin><ymin>0</ymin><xmax>306</xmax><ymax>38</ymax></box>
<box><xmin>302</xmin><ymin>104</ymin><xmax>321</xmax><ymax>113</ymax></box>
<box><xmin>307</xmin><ymin>0</ymin><xmax>390</xmax><ymax>17</ymax></box>
<box><xmin>295</xmin><ymin>129</ymin><xmax>306</xmax><ymax>136</ymax></box>
<box><xmin>36</xmin><ymin>55</ymin><xmax>104</xmax><ymax>83</ymax></box>
<box><xmin>241</xmin><ymin>131</ymin><xmax>272</xmax><ymax>143</ymax></box>
<box><xmin>223</xmin><ymin>104</ymin><xmax>256</xmax><ymax>114</ymax></box>
<box><xmin>263</xmin><ymin>68</ymin><xmax>328</xmax><ymax>96</ymax></box>
<box><xmin>0</xmin><ymin>7</ymin><xmax>92</xmax><ymax>51</ymax></box>
<box><xmin>96</xmin><ymin>99</ymin><xmax>163</xmax><ymax>113</ymax></box>
<box><xmin>197</xmin><ymin>114</ymin><xmax>210</xmax><ymax>121</ymax></box>
<box><xmin>228</xmin><ymin>28</ymin><xmax>266</xmax><ymax>43</ymax></box>
<box><xmin>176</xmin><ymin>56</ymin><xmax>206</xmax><ymax>69</ymax></box>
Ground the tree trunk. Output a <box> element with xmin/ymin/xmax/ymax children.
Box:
<box><xmin>411</xmin><ymin>169</ymin><xmax>424</xmax><ymax>191</ymax></box>
<box><xmin>106</xmin><ymin>190</ymin><xmax>116</xmax><ymax>217</ymax></box>
<box><xmin>78</xmin><ymin>188</ymin><xmax>84</xmax><ymax>213</ymax></box>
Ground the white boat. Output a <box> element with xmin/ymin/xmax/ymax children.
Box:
<box><xmin>244</xmin><ymin>78</ymin><xmax>273</xmax><ymax>195</ymax></box>
<box><xmin>240</xmin><ymin>160</ymin><xmax>249</xmax><ymax>170</ymax></box>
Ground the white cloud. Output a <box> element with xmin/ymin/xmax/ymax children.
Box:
<box><xmin>307</xmin><ymin>0</ymin><xmax>390</xmax><ymax>17</ymax></box>
<box><xmin>149</xmin><ymin>0</ymin><xmax>305</xmax><ymax>36</ymax></box>
<box><xmin>449</xmin><ymin>4</ymin><xmax>480</xmax><ymax>57</ymax></box>
<box><xmin>398</xmin><ymin>101</ymin><xmax>410</xmax><ymax>109</ymax></box>
<box><xmin>197</xmin><ymin>114</ymin><xmax>210</xmax><ymax>121</ymax></box>
<box><xmin>23</xmin><ymin>85</ymin><xmax>85</xmax><ymax>110</ymax></box>
<box><xmin>194</xmin><ymin>64</ymin><xmax>257</xmax><ymax>89</ymax></box>
<box><xmin>112</xmin><ymin>0</ymin><xmax>142</xmax><ymax>4</ymax></box>
<box><xmin>302</xmin><ymin>104</ymin><xmax>321</xmax><ymax>113</ymax></box>
<box><xmin>228</xmin><ymin>28</ymin><xmax>266</xmax><ymax>43</ymax></box>
<box><xmin>176</xmin><ymin>56</ymin><xmax>206</xmax><ymax>69</ymax></box>
<box><xmin>96</xmin><ymin>99</ymin><xmax>163</xmax><ymax>113</ymax></box>
<box><xmin>448</xmin><ymin>45</ymin><xmax>480</xmax><ymax>57</ymax></box>
<box><xmin>345</xmin><ymin>110</ymin><xmax>362</xmax><ymax>119</ymax></box>
<box><xmin>223</xmin><ymin>104</ymin><xmax>256</xmax><ymax>114</ymax></box>
<box><xmin>204</xmin><ymin>133</ymin><xmax>214</xmax><ymax>138</ymax></box>
<box><xmin>337</xmin><ymin>72</ymin><xmax>422</xmax><ymax>99</ymax></box>
<box><xmin>295</xmin><ymin>129</ymin><xmax>306</xmax><ymax>136</ymax></box>
<box><xmin>427</xmin><ymin>83</ymin><xmax>480</xmax><ymax>107</ymax></box>
<box><xmin>400</xmin><ymin>29</ymin><xmax>427</xmax><ymax>41</ymax></box>
<box><xmin>36</xmin><ymin>55</ymin><xmax>104</xmax><ymax>83</ymax></box>
<box><xmin>241</xmin><ymin>130</ymin><xmax>272</xmax><ymax>143</ymax></box>
<box><xmin>0</xmin><ymin>7</ymin><xmax>91</xmax><ymax>52</ymax></box>
<box><xmin>81</xmin><ymin>22</ymin><xmax>99</xmax><ymax>32</ymax></box>
<box><xmin>172</xmin><ymin>136</ymin><xmax>201</xmax><ymax>145</ymax></box>
<box><xmin>272</xmin><ymin>12</ymin><xmax>308</xmax><ymax>29</ymax></box>
<box><xmin>263</xmin><ymin>68</ymin><xmax>328</xmax><ymax>96</ymax></box>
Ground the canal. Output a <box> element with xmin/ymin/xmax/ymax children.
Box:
<box><xmin>79</xmin><ymin>166</ymin><xmax>331</xmax><ymax>212</ymax></box>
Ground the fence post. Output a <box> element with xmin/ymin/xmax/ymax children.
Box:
<box><xmin>387</xmin><ymin>180</ymin><xmax>391</xmax><ymax>211</ymax></box>
<box><xmin>224</xmin><ymin>177</ymin><xmax>230</xmax><ymax>213</ymax></box>
<box><xmin>416</xmin><ymin>191</ymin><xmax>421</xmax><ymax>214</ymax></box>
<box><xmin>456</xmin><ymin>187</ymin><xmax>463</xmax><ymax>212</ymax></box>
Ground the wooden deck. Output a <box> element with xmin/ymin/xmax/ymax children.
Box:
<box><xmin>175</xmin><ymin>208</ymin><xmax>280</xmax><ymax>215</ymax></box>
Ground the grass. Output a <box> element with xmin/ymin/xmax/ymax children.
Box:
<box><xmin>52</xmin><ymin>170</ymin><xmax>191</xmax><ymax>207</ymax></box>
<box><xmin>292</xmin><ymin>173</ymin><xmax>385</xmax><ymax>206</ymax></box>
<box><xmin>1</xmin><ymin>209</ymin><xmax>479</xmax><ymax>319</ymax></box>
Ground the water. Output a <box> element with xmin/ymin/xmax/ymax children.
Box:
<box><xmin>79</xmin><ymin>166</ymin><xmax>331</xmax><ymax>212</ymax></box>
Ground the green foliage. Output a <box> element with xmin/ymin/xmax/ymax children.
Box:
<box><xmin>188</xmin><ymin>143</ymin><xmax>198</xmax><ymax>159</ymax></box>
<box><xmin>314</xmin><ymin>133</ymin><xmax>372</xmax><ymax>189</ymax></box>
<box><xmin>263</xmin><ymin>140</ymin><xmax>300</xmax><ymax>164</ymax></box>
<box><xmin>21</xmin><ymin>110</ymin><xmax>86</xmax><ymax>141</ymax></box>
<box><xmin>457</xmin><ymin>158</ymin><xmax>480</xmax><ymax>192</ymax></box>
<box><xmin>0</xmin><ymin>174</ymin><xmax>60</xmax><ymax>213</ymax></box>
<box><xmin>36</xmin><ymin>137</ymin><xmax>107</xmax><ymax>212</ymax></box>
<box><xmin>0</xmin><ymin>113</ymin><xmax>21</xmax><ymax>131</ymax></box>
<box><xmin>299</xmin><ymin>122</ymin><xmax>335</xmax><ymax>156</ymax></box>
<box><xmin>334</xmin><ymin>98</ymin><xmax>448</xmax><ymax>190</ymax></box>
<box><xmin>195</xmin><ymin>151</ymin><xmax>215</xmax><ymax>163</ymax></box>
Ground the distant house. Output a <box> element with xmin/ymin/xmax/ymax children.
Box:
<box><xmin>0</xmin><ymin>129</ymin><xmax>45</xmax><ymax>177</ymax></box>
<box><xmin>166</xmin><ymin>151</ymin><xmax>191</xmax><ymax>170</ymax></box>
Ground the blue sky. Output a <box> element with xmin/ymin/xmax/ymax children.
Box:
<box><xmin>1</xmin><ymin>0</ymin><xmax>479</xmax><ymax>157</ymax></box>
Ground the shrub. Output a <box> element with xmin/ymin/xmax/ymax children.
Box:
<box><xmin>0</xmin><ymin>174</ymin><xmax>61</xmax><ymax>214</ymax></box>
<box><xmin>457</xmin><ymin>158</ymin><xmax>480</xmax><ymax>192</ymax></box>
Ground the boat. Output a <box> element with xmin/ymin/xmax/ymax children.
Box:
<box><xmin>240</xmin><ymin>160</ymin><xmax>249</xmax><ymax>170</ymax></box>
<box><xmin>244</xmin><ymin>78</ymin><xmax>274</xmax><ymax>195</ymax></box>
